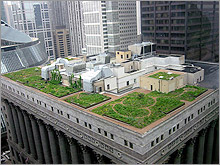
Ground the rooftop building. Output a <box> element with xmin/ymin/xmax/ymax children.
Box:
<box><xmin>1</xmin><ymin>55</ymin><xmax>219</xmax><ymax>164</ymax></box>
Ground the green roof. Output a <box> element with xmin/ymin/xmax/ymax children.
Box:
<box><xmin>149</xmin><ymin>72</ymin><xmax>180</xmax><ymax>80</ymax></box>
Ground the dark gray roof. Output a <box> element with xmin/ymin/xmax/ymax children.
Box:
<box><xmin>1</xmin><ymin>21</ymin><xmax>32</xmax><ymax>43</ymax></box>
<box><xmin>187</xmin><ymin>60</ymin><xmax>219</xmax><ymax>89</ymax></box>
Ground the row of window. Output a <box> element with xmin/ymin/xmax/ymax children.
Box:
<box><xmin>3</xmin><ymin>83</ymin><xmax>125</xmax><ymax>148</ymax></box>
<box><xmin>150</xmin><ymin>98</ymin><xmax>217</xmax><ymax>148</ymax></box>
<box><xmin>124</xmin><ymin>140</ymin><xmax>133</xmax><ymax>149</ymax></box>
<box><xmin>151</xmin><ymin>133</ymin><xmax>164</xmax><ymax>147</ymax></box>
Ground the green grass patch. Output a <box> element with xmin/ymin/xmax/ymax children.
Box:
<box><xmin>3</xmin><ymin>67</ymin><xmax>81</xmax><ymax>97</ymax></box>
<box><xmin>64</xmin><ymin>93</ymin><xmax>110</xmax><ymax>108</ymax></box>
<box><xmin>150</xmin><ymin>97</ymin><xmax>184</xmax><ymax>114</ymax></box>
<box><xmin>149</xmin><ymin>72</ymin><xmax>180</xmax><ymax>80</ymax></box>
<box><xmin>92</xmin><ymin>85</ymin><xmax>207</xmax><ymax>128</ymax></box>
<box><xmin>65</xmin><ymin>57</ymin><xmax>74</xmax><ymax>61</ymax></box>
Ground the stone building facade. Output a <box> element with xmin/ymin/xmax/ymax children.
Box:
<box><xmin>1</xmin><ymin>74</ymin><xmax>219</xmax><ymax>164</ymax></box>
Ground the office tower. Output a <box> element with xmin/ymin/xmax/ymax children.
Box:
<box><xmin>10</xmin><ymin>1</ymin><xmax>55</xmax><ymax>60</ymax></box>
<box><xmin>1</xmin><ymin>1</ymin><xmax>7</xmax><ymax>22</ymax></box>
<box><xmin>141</xmin><ymin>1</ymin><xmax>219</xmax><ymax>62</ymax></box>
<box><xmin>83</xmin><ymin>1</ymin><xmax>138</xmax><ymax>56</ymax></box>
<box><xmin>52</xmin><ymin>26</ymin><xmax>72</xmax><ymax>58</ymax></box>
<box><xmin>118</xmin><ymin>1</ymin><xmax>138</xmax><ymax>50</ymax></box>
<box><xmin>48</xmin><ymin>1</ymin><xmax>85</xmax><ymax>57</ymax></box>
<box><xmin>67</xmin><ymin>1</ymin><xmax>85</xmax><ymax>56</ymax></box>
<box><xmin>48</xmin><ymin>1</ymin><xmax>72</xmax><ymax>58</ymax></box>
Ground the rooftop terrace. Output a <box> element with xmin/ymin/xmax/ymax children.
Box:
<box><xmin>2</xmin><ymin>65</ymin><xmax>212</xmax><ymax>133</ymax></box>
<box><xmin>148</xmin><ymin>71</ymin><xmax>180</xmax><ymax>80</ymax></box>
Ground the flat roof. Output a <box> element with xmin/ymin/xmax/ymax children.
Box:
<box><xmin>2</xmin><ymin>61</ymin><xmax>216</xmax><ymax>134</ymax></box>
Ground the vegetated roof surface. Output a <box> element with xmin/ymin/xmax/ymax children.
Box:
<box><xmin>149</xmin><ymin>72</ymin><xmax>180</xmax><ymax>80</ymax></box>
<box><xmin>64</xmin><ymin>92</ymin><xmax>110</xmax><ymax>108</ymax></box>
<box><xmin>92</xmin><ymin>85</ymin><xmax>207</xmax><ymax>128</ymax></box>
<box><xmin>3</xmin><ymin>67</ymin><xmax>81</xmax><ymax>97</ymax></box>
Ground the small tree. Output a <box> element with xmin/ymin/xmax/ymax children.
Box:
<box><xmin>69</xmin><ymin>74</ymin><xmax>74</xmax><ymax>87</ymax></box>
<box><xmin>77</xmin><ymin>75</ymin><xmax>82</xmax><ymax>88</ymax></box>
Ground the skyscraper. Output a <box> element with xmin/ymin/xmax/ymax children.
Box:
<box><xmin>141</xmin><ymin>1</ymin><xmax>219</xmax><ymax>62</ymax></box>
<box><xmin>67</xmin><ymin>1</ymin><xmax>85</xmax><ymax>56</ymax></box>
<box><xmin>82</xmin><ymin>1</ymin><xmax>138</xmax><ymax>56</ymax></box>
<box><xmin>10</xmin><ymin>1</ymin><xmax>55</xmax><ymax>60</ymax></box>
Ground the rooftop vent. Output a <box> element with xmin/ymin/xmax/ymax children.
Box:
<box><xmin>169</xmin><ymin>77</ymin><xmax>174</xmax><ymax>80</ymax></box>
<box><xmin>167</xmin><ymin>72</ymin><xmax>172</xmax><ymax>74</ymax></box>
<box><xmin>159</xmin><ymin>76</ymin><xmax>164</xmax><ymax>79</ymax></box>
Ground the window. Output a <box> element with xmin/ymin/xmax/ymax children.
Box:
<box><xmin>198</xmin><ymin>109</ymin><xmax>200</xmax><ymax>115</ymax></box>
<box><xmin>169</xmin><ymin>129</ymin><xmax>171</xmax><ymax>135</ymax></box>
<box><xmin>51</xmin><ymin>107</ymin><xmax>54</xmax><ymax>111</ymax></box>
<box><xmin>5</xmin><ymin>114</ymin><xmax>7</xmax><ymax>118</ymax></box>
<box><xmin>76</xmin><ymin>118</ymin><xmax>79</xmax><ymax>123</ymax></box>
<box><xmin>213</xmin><ymin>99</ymin><xmax>215</xmax><ymax>104</ymax></box>
<box><xmin>98</xmin><ymin>128</ymin><xmax>101</xmax><ymax>134</ymax></box>
<box><xmin>185</xmin><ymin>118</ymin><xmax>187</xmax><ymax>124</ymax></box>
<box><xmin>84</xmin><ymin>122</ymin><xmax>87</xmax><ymax>127</ymax></box>
<box><xmin>134</xmin><ymin>79</ymin><xmax>136</xmax><ymax>83</ymax></box>
<box><xmin>129</xmin><ymin>142</ymin><xmax>133</xmax><ymax>149</ymax></box>
<box><xmin>124</xmin><ymin>140</ymin><xmax>128</xmax><ymax>146</ymax></box>
<box><xmin>111</xmin><ymin>134</ymin><xmax>114</xmax><ymax>140</ymax></box>
<box><xmin>208</xmin><ymin>102</ymin><xmax>210</xmax><ymax>107</ymax></box>
<box><xmin>161</xmin><ymin>134</ymin><xmax>164</xmax><ymax>140</ymax></box>
<box><xmin>173</xmin><ymin>127</ymin><xmax>175</xmax><ymax>132</ymax></box>
<box><xmin>89</xmin><ymin>124</ymin><xmax>92</xmax><ymax>129</ymax></box>
<box><xmin>104</xmin><ymin>131</ymin><xmax>107</xmax><ymax>136</ymax></box>
<box><xmin>45</xmin><ymin>103</ymin><xmax>47</xmax><ymax>108</ymax></box>
<box><xmin>203</xmin><ymin>106</ymin><xmax>205</xmax><ymax>110</ymax></box>
<box><xmin>121</xmin><ymin>55</ymin><xmax>123</xmax><ymax>59</ymax></box>
<box><xmin>156</xmin><ymin>137</ymin><xmax>159</xmax><ymax>143</ymax></box>
<box><xmin>27</xmin><ymin>95</ymin><xmax>29</xmax><ymax>99</ymax></box>
<box><xmin>127</xmin><ymin>81</ymin><xmax>129</xmax><ymax>86</ymax></box>
<box><xmin>57</xmin><ymin>110</ymin><xmax>60</xmax><ymax>114</ymax></box>
<box><xmin>117</xmin><ymin>52</ymin><xmax>119</xmax><ymax>55</ymax></box>
<box><xmin>32</xmin><ymin>98</ymin><xmax>34</xmax><ymax>102</ymax></box>
<box><xmin>127</xmin><ymin>54</ymin><xmax>129</xmax><ymax>58</ymax></box>
<box><xmin>177</xmin><ymin>124</ymin><xmax>179</xmax><ymax>129</ymax></box>
<box><xmin>151</xmin><ymin>141</ymin><xmax>154</xmax><ymax>147</ymax></box>
<box><xmin>188</xmin><ymin>116</ymin><xmax>190</xmax><ymax>121</ymax></box>
<box><xmin>191</xmin><ymin>114</ymin><xmax>193</xmax><ymax>119</ymax></box>
<box><xmin>107</xmin><ymin>84</ymin><xmax>110</xmax><ymax>90</ymax></box>
<box><xmin>67</xmin><ymin>114</ymin><xmax>70</xmax><ymax>119</ymax></box>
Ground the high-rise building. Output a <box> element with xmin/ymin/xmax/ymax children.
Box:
<box><xmin>141</xmin><ymin>1</ymin><xmax>219</xmax><ymax>62</ymax></box>
<box><xmin>48</xmin><ymin>1</ymin><xmax>85</xmax><ymax>57</ymax></box>
<box><xmin>10</xmin><ymin>1</ymin><xmax>55</xmax><ymax>60</ymax></box>
<box><xmin>53</xmin><ymin>26</ymin><xmax>72</xmax><ymax>58</ymax></box>
<box><xmin>118</xmin><ymin>1</ymin><xmax>138</xmax><ymax>50</ymax></box>
<box><xmin>67</xmin><ymin>1</ymin><xmax>85</xmax><ymax>56</ymax></box>
<box><xmin>83</xmin><ymin>1</ymin><xmax>138</xmax><ymax>56</ymax></box>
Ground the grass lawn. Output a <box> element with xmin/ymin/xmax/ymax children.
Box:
<box><xmin>149</xmin><ymin>72</ymin><xmax>180</xmax><ymax>80</ymax></box>
<box><xmin>92</xmin><ymin>85</ymin><xmax>207</xmax><ymax>128</ymax></box>
<box><xmin>64</xmin><ymin>93</ymin><xmax>110</xmax><ymax>108</ymax></box>
<box><xmin>3</xmin><ymin>67</ymin><xmax>81</xmax><ymax>97</ymax></box>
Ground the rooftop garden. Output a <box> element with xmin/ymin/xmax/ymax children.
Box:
<box><xmin>92</xmin><ymin>85</ymin><xmax>207</xmax><ymax>128</ymax></box>
<box><xmin>3</xmin><ymin>67</ymin><xmax>81</xmax><ymax>97</ymax></box>
<box><xmin>65</xmin><ymin>57</ymin><xmax>74</xmax><ymax>61</ymax></box>
<box><xmin>64</xmin><ymin>92</ymin><xmax>110</xmax><ymax>108</ymax></box>
<box><xmin>149</xmin><ymin>72</ymin><xmax>180</xmax><ymax>80</ymax></box>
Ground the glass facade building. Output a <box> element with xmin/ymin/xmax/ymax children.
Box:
<box><xmin>141</xmin><ymin>1</ymin><xmax>219</xmax><ymax>62</ymax></box>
